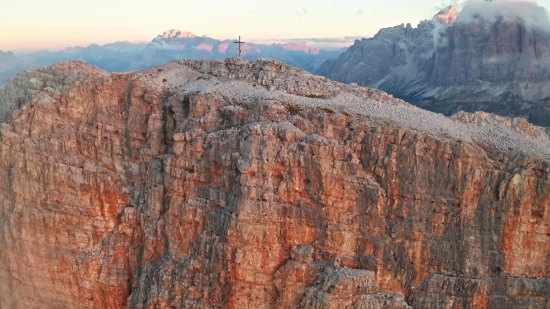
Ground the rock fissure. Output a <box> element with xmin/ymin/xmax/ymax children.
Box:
<box><xmin>0</xmin><ymin>59</ymin><xmax>548</xmax><ymax>308</ymax></box>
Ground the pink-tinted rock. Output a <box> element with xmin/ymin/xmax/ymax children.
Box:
<box><xmin>0</xmin><ymin>60</ymin><xmax>548</xmax><ymax>309</ymax></box>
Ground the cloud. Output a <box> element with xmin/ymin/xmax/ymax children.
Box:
<box><xmin>430</xmin><ymin>0</ymin><xmax>550</xmax><ymax>51</ymax></box>
<box><xmin>295</xmin><ymin>7</ymin><xmax>308</xmax><ymax>17</ymax></box>
<box><xmin>149</xmin><ymin>39</ymin><xmax>183</xmax><ymax>50</ymax></box>
<box><xmin>457</xmin><ymin>0</ymin><xmax>550</xmax><ymax>30</ymax></box>
<box><xmin>250</xmin><ymin>36</ymin><xmax>370</xmax><ymax>50</ymax></box>
<box><xmin>288</xmin><ymin>36</ymin><xmax>367</xmax><ymax>43</ymax></box>
<box><xmin>431</xmin><ymin>5</ymin><xmax>457</xmax><ymax>49</ymax></box>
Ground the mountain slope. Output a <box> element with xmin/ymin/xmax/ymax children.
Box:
<box><xmin>0</xmin><ymin>50</ymin><xmax>29</xmax><ymax>85</ymax></box>
<box><xmin>318</xmin><ymin>4</ymin><xmax>550</xmax><ymax>126</ymax></box>
<box><xmin>0</xmin><ymin>59</ymin><xmax>549</xmax><ymax>308</ymax></box>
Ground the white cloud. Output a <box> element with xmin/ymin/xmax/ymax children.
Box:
<box><xmin>456</xmin><ymin>0</ymin><xmax>550</xmax><ymax>30</ymax></box>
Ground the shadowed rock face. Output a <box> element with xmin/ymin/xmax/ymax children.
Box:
<box><xmin>0</xmin><ymin>59</ymin><xmax>549</xmax><ymax>309</ymax></box>
<box><xmin>317</xmin><ymin>8</ymin><xmax>550</xmax><ymax>127</ymax></box>
<box><xmin>0</xmin><ymin>51</ymin><xmax>29</xmax><ymax>85</ymax></box>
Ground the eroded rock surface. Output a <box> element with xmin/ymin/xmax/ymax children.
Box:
<box><xmin>317</xmin><ymin>4</ymin><xmax>550</xmax><ymax>126</ymax></box>
<box><xmin>0</xmin><ymin>59</ymin><xmax>549</xmax><ymax>309</ymax></box>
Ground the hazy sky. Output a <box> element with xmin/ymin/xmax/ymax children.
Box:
<box><xmin>2</xmin><ymin>0</ymin><xmax>550</xmax><ymax>51</ymax></box>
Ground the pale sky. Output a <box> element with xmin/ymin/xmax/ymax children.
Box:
<box><xmin>2</xmin><ymin>0</ymin><xmax>550</xmax><ymax>51</ymax></box>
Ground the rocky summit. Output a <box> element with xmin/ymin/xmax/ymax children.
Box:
<box><xmin>317</xmin><ymin>4</ymin><xmax>550</xmax><ymax>127</ymax></box>
<box><xmin>0</xmin><ymin>58</ymin><xmax>549</xmax><ymax>309</ymax></box>
<box><xmin>0</xmin><ymin>29</ymin><xmax>342</xmax><ymax>86</ymax></box>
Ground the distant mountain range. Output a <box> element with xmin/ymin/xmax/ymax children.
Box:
<box><xmin>0</xmin><ymin>29</ymin><xmax>343</xmax><ymax>85</ymax></box>
<box><xmin>318</xmin><ymin>4</ymin><xmax>550</xmax><ymax>127</ymax></box>
<box><xmin>0</xmin><ymin>51</ymin><xmax>29</xmax><ymax>85</ymax></box>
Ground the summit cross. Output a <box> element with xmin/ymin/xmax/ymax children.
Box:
<box><xmin>234</xmin><ymin>36</ymin><xmax>245</xmax><ymax>57</ymax></box>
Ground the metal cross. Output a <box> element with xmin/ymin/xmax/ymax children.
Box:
<box><xmin>234</xmin><ymin>36</ymin><xmax>245</xmax><ymax>57</ymax></box>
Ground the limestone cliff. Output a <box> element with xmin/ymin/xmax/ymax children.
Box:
<box><xmin>317</xmin><ymin>4</ymin><xmax>550</xmax><ymax>127</ymax></box>
<box><xmin>0</xmin><ymin>58</ymin><xmax>549</xmax><ymax>309</ymax></box>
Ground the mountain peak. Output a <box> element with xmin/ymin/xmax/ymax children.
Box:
<box><xmin>434</xmin><ymin>5</ymin><xmax>458</xmax><ymax>24</ymax></box>
<box><xmin>160</xmin><ymin>29</ymin><xmax>197</xmax><ymax>39</ymax></box>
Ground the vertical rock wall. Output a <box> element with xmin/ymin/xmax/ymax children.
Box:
<box><xmin>0</xmin><ymin>62</ymin><xmax>548</xmax><ymax>308</ymax></box>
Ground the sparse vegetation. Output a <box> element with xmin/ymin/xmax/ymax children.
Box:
<box><xmin>283</xmin><ymin>102</ymin><xmax>302</xmax><ymax>115</ymax></box>
<box><xmin>185</xmin><ymin>167</ymin><xmax>195</xmax><ymax>174</ymax></box>
<box><xmin>320</xmin><ymin>107</ymin><xmax>334</xmax><ymax>114</ymax></box>
<box><xmin>162</xmin><ymin>78</ymin><xmax>167</xmax><ymax>83</ymax></box>
<box><xmin>157</xmin><ymin>69</ymin><xmax>163</xmax><ymax>73</ymax></box>
<box><xmin>457</xmin><ymin>139</ymin><xmax>463</xmax><ymax>144</ymax></box>
<box><xmin>340</xmin><ymin>110</ymin><xmax>351</xmax><ymax>117</ymax></box>
<box><xmin>384</xmin><ymin>121</ymin><xmax>390</xmax><ymax>126</ymax></box>
<box><xmin>305</xmin><ymin>94</ymin><xmax>326</xmax><ymax>99</ymax></box>
<box><xmin>508</xmin><ymin>147</ymin><xmax>514</xmax><ymax>151</ymax></box>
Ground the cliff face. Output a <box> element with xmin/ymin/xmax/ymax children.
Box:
<box><xmin>317</xmin><ymin>6</ymin><xmax>550</xmax><ymax>127</ymax></box>
<box><xmin>0</xmin><ymin>59</ymin><xmax>549</xmax><ymax>309</ymax></box>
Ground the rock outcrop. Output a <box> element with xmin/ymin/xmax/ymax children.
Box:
<box><xmin>0</xmin><ymin>58</ymin><xmax>549</xmax><ymax>309</ymax></box>
<box><xmin>317</xmin><ymin>3</ymin><xmax>550</xmax><ymax>127</ymax></box>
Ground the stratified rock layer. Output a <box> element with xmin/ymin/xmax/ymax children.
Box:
<box><xmin>0</xmin><ymin>59</ymin><xmax>549</xmax><ymax>309</ymax></box>
<box><xmin>317</xmin><ymin>6</ymin><xmax>550</xmax><ymax>126</ymax></box>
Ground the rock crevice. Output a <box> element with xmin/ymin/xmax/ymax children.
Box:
<box><xmin>0</xmin><ymin>60</ymin><xmax>548</xmax><ymax>308</ymax></box>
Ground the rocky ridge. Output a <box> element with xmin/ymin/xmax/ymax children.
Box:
<box><xmin>0</xmin><ymin>30</ymin><xmax>342</xmax><ymax>87</ymax></box>
<box><xmin>317</xmin><ymin>4</ymin><xmax>550</xmax><ymax>126</ymax></box>
<box><xmin>0</xmin><ymin>58</ymin><xmax>549</xmax><ymax>308</ymax></box>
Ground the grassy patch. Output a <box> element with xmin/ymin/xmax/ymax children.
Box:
<box><xmin>305</xmin><ymin>94</ymin><xmax>326</xmax><ymax>99</ymax></box>
<box><xmin>283</xmin><ymin>103</ymin><xmax>302</xmax><ymax>115</ymax></box>
<box><xmin>320</xmin><ymin>107</ymin><xmax>334</xmax><ymax>114</ymax></box>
